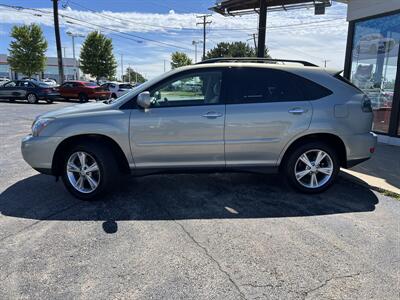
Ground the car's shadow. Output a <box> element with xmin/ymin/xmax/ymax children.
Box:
<box><xmin>0</xmin><ymin>172</ymin><xmax>378</xmax><ymax>233</ymax></box>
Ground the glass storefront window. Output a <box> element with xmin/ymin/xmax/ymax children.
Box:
<box><xmin>350</xmin><ymin>12</ymin><xmax>400</xmax><ymax>134</ymax></box>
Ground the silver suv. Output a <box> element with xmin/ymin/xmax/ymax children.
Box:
<box><xmin>21</xmin><ymin>58</ymin><xmax>377</xmax><ymax>200</ymax></box>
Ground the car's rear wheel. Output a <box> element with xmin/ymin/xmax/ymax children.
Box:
<box><xmin>26</xmin><ymin>93</ymin><xmax>38</xmax><ymax>104</ymax></box>
<box><xmin>79</xmin><ymin>93</ymin><xmax>88</xmax><ymax>102</ymax></box>
<box><xmin>61</xmin><ymin>142</ymin><xmax>119</xmax><ymax>200</ymax></box>
<box><xmin>283</xmin><ymin>142</ymin><xmax>339</xmax><ymax>193</ymax></box>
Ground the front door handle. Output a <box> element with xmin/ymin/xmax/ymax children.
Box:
<box><xmin>202</xmin><ymin>111</ymin><xmax>223</xmax><ymax>118</ymax></box>
<box><xmin>288</xmin><ymin>108</ymin><xmax>306</xmax><ymax>114</ymax></box>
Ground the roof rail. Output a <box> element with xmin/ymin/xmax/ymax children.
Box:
<box><xmin>196</xmin><ymin>57</ymin><xmax>318</xmax><ymax>67</ymax></box>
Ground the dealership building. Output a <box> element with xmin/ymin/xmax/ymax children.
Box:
<box><xmin>340</xmin><ymin>0</ymin><xmax>400</xmax><ymax>144</ymax></box>
<box><xmin>0</xmin><ymin>54</ymin><xmax>79</xmax><ymax>82</ymax></box>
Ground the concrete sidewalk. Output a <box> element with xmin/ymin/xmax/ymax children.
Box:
<box><xmin>341</xmin><ymin>143</ymin><xmax>400</xmax><ymax>195</ymax></box>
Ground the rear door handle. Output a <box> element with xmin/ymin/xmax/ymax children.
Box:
<box><xmin>202</xmin><ymin>111</ymin><xmax>223</xmax><ymax>118</ymax></box>
<box><xmin>288</xmin><ymin>108</ymin><xmax>306</xmax><ymax>114</ymax></box>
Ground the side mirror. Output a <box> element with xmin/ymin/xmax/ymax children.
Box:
<box><xmin>137</xmin><ymin>91</ymin><xmax>151</xmax><ymax>109</ymax></box>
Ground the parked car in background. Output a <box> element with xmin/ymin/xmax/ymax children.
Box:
<box><xmin>101</xmin><ymin>82</ymin><xmax>134</xmax><ymax>98</ymax></box>
<box><xmin>58</xmin><ymin>81</ymin><xmax>111</xmax><ymax>102</ymax></box>
<box><xmin>0</xmin><ymin>79</ymin><xmax>59</xmax><ymax>103</ymax></box>
<box><xmin>21</xmin><ymin>58</ymin><xmax>377</xmax><ymax>200</ymax></box>
<box><xmin>0</xmin><ymin>77</ymin><xmax>10</xmax><ymax>86</ymax></box>
<box><xmin>42</xmin><ymin>78</ymin><xmax>57</xmax><ymax>86</ymax></box>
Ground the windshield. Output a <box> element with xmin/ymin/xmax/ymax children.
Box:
<box><xmin>106</xmin><ymin>70</ymin><xmax>175</xmax><ymax>104</ymax></box>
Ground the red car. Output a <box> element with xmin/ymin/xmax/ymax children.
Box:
<box><xmin>58</xmin><ymin>81</ymin><xmax>111</xmax><ymax>102</ymax></box>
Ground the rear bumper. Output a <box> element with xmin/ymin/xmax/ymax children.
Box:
<box><xmin>21</xmin><ymin>135</ymin><xmax>62</xmax><ymax>172</ymax></box>
<box><xmin>344</xmin><ymin>132</ymin><xmax>377</xmax><ymax>168</ymax></box>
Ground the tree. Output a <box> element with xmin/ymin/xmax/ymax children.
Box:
<box><xmin>79</xmin><ymin>31</ymin><xmax>117</xmax><ymax>81</ymax></box>
<box><xmin>7</xmin><ymin>24</ymin><xmax>48</xmax><ymax>78</ymax></box>
<box><xmin>170</xmin><ymin>51</ymin><xmax>192</xmax><ymax>69</ymax></box>
<box><xmin>123</xmin><ymin>67</ymin><xmax>146</xmax><ymax>83</ymax></box>
<box><xmin>205</xmin><ymin>41</ymin><xmax>271</xmax><ymax>59</ymax></box>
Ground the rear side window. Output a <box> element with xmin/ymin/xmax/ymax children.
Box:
<box><xmin>226</xmin><ymin>68</ymin><xmax>332</xmax><ymax>104</ymax></box>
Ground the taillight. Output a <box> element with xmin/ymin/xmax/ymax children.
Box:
<box><xmin>362</xmin><ymin>96</ymin><xmax>372</xmax><ymax>112</ymax></box>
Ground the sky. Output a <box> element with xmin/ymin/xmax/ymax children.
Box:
<box><xmin>0</xmin><ymin>0</ymin><xmax>350</xmax><ymax>79</ymax></box>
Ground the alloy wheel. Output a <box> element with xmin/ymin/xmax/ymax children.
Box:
<box><xmin>27</xmin><ymin>94</ymin><xmax>37</xmax><ymax>104</ymax></box>
<box><xmin>66</xmin><ymin>151</ymin><xmax>100</xmax><ymax>193</ymax></box>
<box><xmin>294</xmin><ymin>149</ymin><xmax>333</xmax><ymax>189</ymax></box>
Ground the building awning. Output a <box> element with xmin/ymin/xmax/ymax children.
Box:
<box><xmin>210</xmin><ymin>0</ymin><xmax>332</xmax><ymax>15</ymax></box>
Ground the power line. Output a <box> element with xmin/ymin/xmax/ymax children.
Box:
<box><xmin>0</xmin><ymin>4</ymin><xmax>194</xmax><ymax>51</ymax></box>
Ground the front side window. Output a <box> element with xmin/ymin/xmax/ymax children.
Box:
<box><xmin>3</xmin><ymin>81</ymin><xmax>16</xmax><ymax>87</ymax></box>
<box><xmin>62</xmin><ymin>82</ymin><xmax>73</xmax><ymax>88</ymax></box>
<box><xmin>149</xmin><ymin>71</ymin><xmax>222</xmax><ymax>107</ymax></box>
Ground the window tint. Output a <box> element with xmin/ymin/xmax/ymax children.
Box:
<box><xmin>227</xmin><ymin>68</ymin><xmax>332</xmax><ymax>104</ymax></box>
<box><xmin>148</xmin><ymin>71</ymin><xmax>222</xmax><ymax>107</ymax></box>
<box><xmin>119</xmin><ymin>84</ymin><xmax>132</xmax><ymax>89</ymax></box>
<box><xmin>17</xmin><ymin>81</ymin><xmax>33</xmax><ymax>87</ymax></box>
<box><xmin>296</xmin><ymin>76</ymin><xmax>333</xmax><ymax>100</ymax></box>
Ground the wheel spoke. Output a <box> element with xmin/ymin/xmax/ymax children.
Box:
<box><xmin>77</xmin><ymin>152</ymin><xmax>86</xmax><ymax>168</ymax></box>
<box><xmin>318</xmin><ymin>167</ymin><xmax>332</xmax><ymax>175</ymax></box>
<box><xmin>310</xmin><ymin>173</ymin><xmax>318</xmax><ymax>187</ymax></box>
<box><xmin>296</xmin><ymin>169</ymin><xmax>310</xmax><ymax>180</ymax></box>
<box><xmin>67</xmin><ymin>162</ymin><xmax>80</xmax><ymax>173</ymax></box>
<box><xmin>299</xmin><ymin>154</ymin><xmax>312</xmax><ymax>167</ymax></box>
<box><xmin>86</xmin><ymin>163</ymin><xmax>99</xmax><ymax>173</ymax></box>
<box><xmin>76</xmin><ymin>176</ymin><xmax>85</xmax><ymax>190</ymax></box>
<box><xmin>86</xmin><ymin>175</ymin><xmax>98</xmax><ymax>190</ymax></box>
<box><xmin>315</xmin><ymin>151</ymin><xmax>327</xmax><ymax>165</ymax></box>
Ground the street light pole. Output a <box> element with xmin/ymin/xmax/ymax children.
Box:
<box><xmin>192</xmin><ymin>40</ymin><xmax>203</xmax><ymax>63</ymax></box>
<box><xmin>67</xmin><ymin>32</ymin><xmax>84</xmax><ymax>80</ymax></box>
<box><xmin>52</xmin><ymin>0</ymin><xmax>64</xmax><ymax>83</ymax></box>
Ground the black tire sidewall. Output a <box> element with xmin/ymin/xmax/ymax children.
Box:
<box><xmin>283</xmin><ymin>142</ymin><xmax>340</xmax><ymax>194</ymax></box>
<box><xmin>79</xmin><ymin>93</ymin><xmax>88</xmax><ymax>102</ymax></box>
<box><xmin>61</xmin><ymin>142</ymin><xmax>119</xmax><ymax>200</ymax></box>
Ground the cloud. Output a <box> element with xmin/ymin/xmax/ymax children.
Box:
<box><xmin>0</xmin><ymin>3</ymin><xmax>349</xmax><ymax>77</ymax></box>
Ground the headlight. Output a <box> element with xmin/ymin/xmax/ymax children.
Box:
<box><xmin>31</xmin><ymin>118</ymin><xmax>54</xmax><ymax>136</ymax></box>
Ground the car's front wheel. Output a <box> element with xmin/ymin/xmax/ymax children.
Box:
<box><xmin>79</xmin><ymin>93</ymin><xmax>88</xmax><ymax>102</ymax></box>
<box><xmin>283</xmin><ymin>142</ymin><xmax>339</xmax><ymax>193</ymax></box>
<box><xmin>61</xmin><ymin>142</ymin><xmax>119</xmax><ymax>200</ymax></box>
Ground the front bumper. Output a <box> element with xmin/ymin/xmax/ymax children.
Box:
<box><xmin>21</xmin><ymin>135</ymin><xmax>63</xmax><ymax>173</ymax></box>
<box><xmin>38</xmin><ymin>92</ymin><xmax>60</xmax><ymax>100</ymax></box>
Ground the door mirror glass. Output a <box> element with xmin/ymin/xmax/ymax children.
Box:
<box><xmin>137</xmin><ymin>91</ymin><xmax>151</xmax><ymax>108</ymax></box>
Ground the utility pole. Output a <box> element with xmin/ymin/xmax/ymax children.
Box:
<box><xmin>323</xmin><ymin>59</ymin><xmax>331</xmax><ymax>68</ymax></box>
<box><xmin>52</xmin><ymin>0</ymin><xmax>64</xmax><ymax>83</ymax></box>
<box><xmin>164</xmin><ymin>60</ymin><xmax>166</xmax><ymax>72</ymax></box>
<box><xmin>247</xmin><ymin>33</ymin><xmax>258</xmax><ymax>49</ymax></box>
<box><xmin>196</xmin><ymin>15</ymin><xmax>212</xmax><ymax>61</ymax></box>
<box><xmin>257</xmin><ymin>0</ymin><xmax>267</xmax><ymax>58</ymax></box>
<box><xmin>120</xmin><ymin>54</ymin><xmax>124</xmax><ymax>81</ymax></box>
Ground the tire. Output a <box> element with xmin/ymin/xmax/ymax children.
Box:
<box><xmin>111</xmin><ymin>93</ymin><xmax>117</xmax><ymax>99</ymax></box>
<box><xmin>27</xmin><ymin>93</ymin><xmax>38</xmax><ymax>104</ymax></box>
<box><xmin>79</xmin><ymin>93</ymin><xmax>88</xmax><ymax>103</ymax></box>
<box><xmin>45</xmin><ymin>98</ymin><xmax>53</xmax><ymax>104</ymax></box>
<box><xmin>282</xmin><ymin>142</ymin><xmax>340</xmax><ymax>194</ymax></box>
<box><xmin>61</xmin><ymin>141</ymin><xmax>120</xmax><ymax>200</ymax></box>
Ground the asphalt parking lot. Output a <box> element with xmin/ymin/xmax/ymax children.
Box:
<box><xmin>0</xmin><ymin>100</ymin><xmax>399</xmax><ymax>299</ymax></box>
